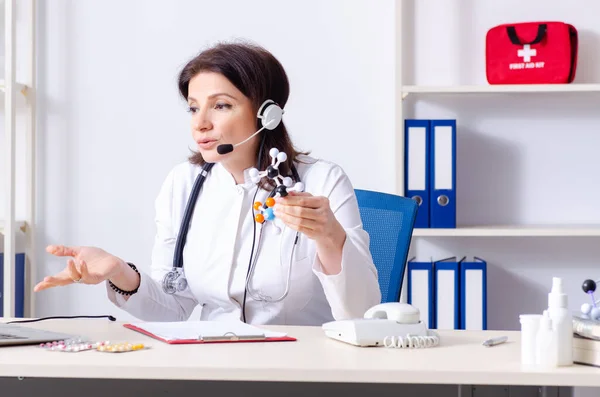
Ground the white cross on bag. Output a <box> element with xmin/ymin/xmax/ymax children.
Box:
<box><xmin>517</xmin><ymin>44</ymin><xmax>537</xmax><ymax>62</ymax></box>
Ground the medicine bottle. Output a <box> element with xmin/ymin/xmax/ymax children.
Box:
<box><xmin>547</xmin><ymin>277</ymin><xmax>573</xmax><ymax>366</ymax></box>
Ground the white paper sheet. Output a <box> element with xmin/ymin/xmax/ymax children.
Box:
<box><xmin>127</xmin><ymin>320</ymin><xmax>288</xmax><ymax>342</ymax></box>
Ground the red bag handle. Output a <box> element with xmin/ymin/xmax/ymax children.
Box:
<box><xmin>506</xmin><ymin>23</ymin><xmax>547</xmax><ymax>45</ymax></box>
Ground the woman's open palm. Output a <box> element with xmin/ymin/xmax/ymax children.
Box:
<box><xmin>34</xmin><ymin>245</ymin><xmax>125</xmax><ymax>292</ymax></box>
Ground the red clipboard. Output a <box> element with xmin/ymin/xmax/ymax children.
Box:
<box><xmin>123</xmin><ymin>323</ymin><xmax>297</xmax><ymax>344</ymax></box>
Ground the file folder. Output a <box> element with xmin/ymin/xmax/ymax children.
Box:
<box><xmin>407</xmin><ymin>258</ymin><xmax>435</xmax><ymax>329</ymax></box>
<box><xmin>459</xmin><ymin>257</ymin><xmax>487</xmax><ymax>330</ymax></box>
<box><xmin>124</xmin><ymin>321</ymin><xmax>297</xmax><ymax>344</ymax></box>
<box><xmin>429</xmin><ymin>119</ymin><xmax>456</xmax><ymax>228</ymax></box>
<box><xmin>404</xmin><ymin>119</ymin><xmax>430</xmax><ymax>228</ymax></box>
<box><xmin>0</xmin><ymin>253</ymin><xmax>26</xmax><ymax>317</ymax></box>
<box><xmin>434</xmin><ymin>257</ymin><xmax>460</xmax><ymax>330</ymax></box>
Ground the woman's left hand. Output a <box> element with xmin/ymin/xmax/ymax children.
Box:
<box><xmin>273</xmin><ymin>192</ymin><xmax>346</xmax><ymax>246</ymax></box>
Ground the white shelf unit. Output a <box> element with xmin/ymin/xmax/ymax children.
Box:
<box><xmin>413</xmin><ymin>225</ymin><xmax>600</xmax><ymax>237</ymax></box>
<box><xmin>401</xmin><ymin>83</ymin><xmax>600</xmax><ymax>97</ymax></box>
<box><xmin>395</xmin><ymin>3</ymin><xmax>600</xmax><ymax>238</ymax></box>
<box><xmin>2</xmin><ymin>0</ymin><xmax>36</xmax><ymax>318</ymax></box>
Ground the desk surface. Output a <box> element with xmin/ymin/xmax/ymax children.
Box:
<box><xmin>0</xmin><ymin>319</ymin><xmax>598</xmax><ymax>387</ymax></box>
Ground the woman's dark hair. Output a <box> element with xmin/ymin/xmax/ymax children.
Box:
<box><xmin>177</xmin><ymin>41</ymin><xmax>308</xmax><ymax>189</ymax></box>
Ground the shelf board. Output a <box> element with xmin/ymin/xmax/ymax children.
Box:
<box><xmin>402</xmin><ymin>83</ymin><xmax>600</xmax><ymax>95</ymax></box>
<box><xmin>413</xmin><ymin>225</ymin><xmax>600</xmax><ymax>237</ymax></box>
<box><xmin>0</xmin><ymin>79</ymin><xmax>28</xmax><ymax>95</ymax></box>
<box><xmin>0</xmin><ymin>220</ymin><xmax>27</xmax><ymax>235</ymax></box>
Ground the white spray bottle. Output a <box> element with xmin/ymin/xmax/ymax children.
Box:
<box><xmin>547</xmin><ymin>277</ymin><xmax>573</xmax><ymax>366</ymax></box>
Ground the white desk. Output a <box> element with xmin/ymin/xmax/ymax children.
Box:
<box><xmin>0</xmin><ymin>318</ymin><xmax>598</xmax><ymax>389</ymax></box>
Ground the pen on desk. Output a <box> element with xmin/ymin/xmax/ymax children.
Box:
<box><xmin>482</xmin><ymin>336</ymin><xmax>508</xmax><ymax>347</ymax></box>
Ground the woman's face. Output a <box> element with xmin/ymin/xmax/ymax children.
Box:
<box><xmin>187</xmin><ymin>72</ymin><xmax>258</xmax><ymax>168</ymax></box>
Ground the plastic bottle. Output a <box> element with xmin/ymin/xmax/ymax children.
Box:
<box><xmin>536</xmin><ymin>310</ymin><xmax>558</xmax><ymax>368</ymax></box>
<box><xmin>519</xmin><ymin>314</ymin><xmax>542</xmax><ymax>366</ymax></box>
<box><xmin>547</xmin><ymin>277</ymin><xmax>573</xmax><ymax>366</ymax></box>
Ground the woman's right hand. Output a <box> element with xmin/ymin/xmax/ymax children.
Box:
<box><xmin>34</xmin><ymin>245</ymin><xmax>129</xmax><ymax>292</ymax></box>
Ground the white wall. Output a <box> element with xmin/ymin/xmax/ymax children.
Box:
<box><xmin>31</xmin><ymin>0</ymin><xmax>396</xmax><ymax>320</ymax></box>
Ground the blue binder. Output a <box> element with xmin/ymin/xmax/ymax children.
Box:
<box><xmin>459</xmin><ymin>256</ymin><xmax>487</xmax><ymax>330</ymax></box>
<box><xmin>404</xmin><ymin>119</ymin><xmax>430</xmax><ymax>228</ymax></box>
<box><xmin>0</xmin><ymin>253</ymin><xmax>26</xmax><ymax>317</ymax></box>
<box><xmin>407</xmin><ymin>258</ymin><xmax>435</xmax><ymax>329</ymax></box>
<box><xmin>434</xmin><ymin>257</ymin><xmax>460</xmax><ymax>330</ymax></box>
<box><xmin>429</xmin><ymin>119</ymin><xmax>456</xmax><ymax>228</ymax></box>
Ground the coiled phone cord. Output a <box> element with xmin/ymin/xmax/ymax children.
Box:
<box><xmin>383</xmin><ymin>332</ymin><xmax>440</xmax><ymax>349</ymax></box>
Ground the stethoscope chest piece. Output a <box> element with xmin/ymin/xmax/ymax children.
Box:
<box><xmin>162</xmin><ymin>260</ymin><xmax>188</xmax><ymax>294</ymax></box>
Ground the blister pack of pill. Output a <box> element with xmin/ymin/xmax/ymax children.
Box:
<box><xmin>39</xmin><ymin>338</ymin><xmax>148</xmax><ymax>353</ymax></box>
<box><xmin>96</xmin><ymin>342</ymin><xmax>147</xmax><ymax>353</ymax></box>
<box><xmin>40</xmin><ymin>339</ymin><xmax>112</xmax><ymax>353</ymax></box>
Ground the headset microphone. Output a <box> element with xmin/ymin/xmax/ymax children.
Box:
<box><xmin>216</xmin><ymin>125</ymin><xmax>267</xmax><ymax>154</ymax></box>
<box><xmin>216</xmin><ymin>143</ymin><xmax>234</xmax><ymax>155</ymax></box>
<box><xmin>216</xmin><ymin>99</ymin><xmax>283</xmax><ymax>155</ymax></box>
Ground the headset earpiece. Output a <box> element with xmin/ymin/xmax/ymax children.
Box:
<box><xmin>257</xmin><ymin>99</ymin><xmax>284</xmax><ymax>130</ymax></box>
<box><xmin>217</xmin><ymin>99</ymin><xmax>284</xmax><ymax>155</ymax></box>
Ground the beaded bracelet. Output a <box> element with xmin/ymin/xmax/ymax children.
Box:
<box><xmin>108</xmin><ymin>262</ymin><xmax>140</xmax><ymax>296</ymax></box>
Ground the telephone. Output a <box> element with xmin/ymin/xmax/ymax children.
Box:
<box><xmin>321</xmin><ymin>302</ymin><xmax>440</xmax><ymax>348</ymax></box>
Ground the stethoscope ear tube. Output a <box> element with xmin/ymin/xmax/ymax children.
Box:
<box><xmin>172</xmin><ymin>162</ymin><xmax>214</xmax><ymax>270</ymax></box>
<box><xmin>162</xmin><ymin>162</ymin><xmax>214</xmax><ymax>294</ymax></box>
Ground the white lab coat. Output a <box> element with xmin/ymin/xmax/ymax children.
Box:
<box><xmin>107</xmin><ymin>154</ymin><xmax>381</xmax><ymax>325</ymax></box>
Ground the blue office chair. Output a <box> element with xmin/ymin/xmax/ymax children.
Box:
<box><xmin>354</xmin><ymin>189</ymin><xmax>418</xmax><ymax>303</ymax></box>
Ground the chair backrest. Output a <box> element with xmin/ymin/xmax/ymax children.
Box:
<box><xmin>354</xmin><ymin>189</ymin><xmax>418</xmax><ymax>303</ymax></box>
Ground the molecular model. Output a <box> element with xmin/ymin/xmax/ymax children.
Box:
<box><xmin>249</xmin><ymin>148</ymin><xmax>305</xmax><ymax>233</ymax></box>
<box><xmin>580</xmin><ymin>278</ymin><xmax>600</xmax><ymax>320</ymax></box>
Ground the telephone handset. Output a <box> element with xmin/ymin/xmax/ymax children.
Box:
<box><xmin>322</xmin><ymin>302</ymin><xmax>440</xmax><ymax>348</ymax></box>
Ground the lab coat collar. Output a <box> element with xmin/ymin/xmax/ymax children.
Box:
<box><xmin>214</xmin><ymin>162</ymin><xmax>256</xmax><ymax>189</ymax></box>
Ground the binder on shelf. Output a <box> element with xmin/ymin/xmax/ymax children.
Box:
<box><xmin>429</xmin><ymin>119</ymin><xmax>456</xmax><ymax>228</ymax></box>
<box><xmin>407</xmin><ymin>257</ymin><xmax>435</xmax><ymax>329</ymax></box>
<box><xmin>404</xmin><ymin>119</ymin><xmax>430</xmax><ymax>228</ymax></box>
<box><xmin>434</xmin><ymin>257</ymin><xmax>460</xmax><ymax>330</ymax></box>
<box><xmin>459</xmin><ymin>256</ymin><xmax>487</xmax><ymax>330</ymax></box>
<box><xmin>0</xmin><ymin>252</ymin><xmax>26</xmax><ymax>318</ymax></box>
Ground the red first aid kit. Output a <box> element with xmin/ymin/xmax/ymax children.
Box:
<box><xmin>485</xmin><ymin>21</ymin><xmax>578</xmax><ymax>84</ymax></box>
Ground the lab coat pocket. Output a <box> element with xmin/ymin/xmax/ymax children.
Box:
<box><xmin>250</xmin><ymin>228</ymin><xmax>314</xmax><ymax>310</ymax></box>
<box><xmin>283</xmin><ymin>254</ymin><xmax>315</xmax><ymax>312</ymax></box>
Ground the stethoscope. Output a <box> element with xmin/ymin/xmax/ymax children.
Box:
<box><xmin>244</xmin><ymin>157</ymin><xmax>302</xmax><ymax>303</ymax></box>
<box><xmin>161</xmin><ymin>99</ymin><xmax>303</xmax><ymax>304</ymax></box>
<box><xmin>244</xmin><ymin>224</ymin><xmax>296</xmax><ymax>302</ymax></box>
